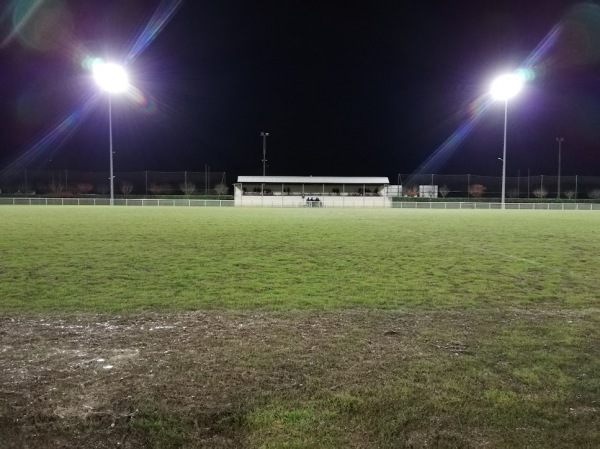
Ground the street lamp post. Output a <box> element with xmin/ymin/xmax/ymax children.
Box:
<box><xmin>260</xmin><ymin>131</ymin><xmax>269</xmax><ymax>196</ymax></box>
<box><xmin>556</xmin><ymin>137</ymin><xmax>564</xmax><ymax>199</ymax></box>
<box><xmin>92</xmin><ymin>60</ymin><xmax>129</xmax><ymax>205</ymax></box>
<box><xmin>490</xmin><ymin>73</ymin><xmax>524</xmax><ymax>209</ymax></box>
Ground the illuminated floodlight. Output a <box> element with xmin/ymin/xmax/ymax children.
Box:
<box><xmin>490</xmin><ymin>72</ymin><xmax>524</xmax><ymax>209</ymax></box>
<box><xmin>92</xmin><ymin>59</ymin><xmax>129</xmax><ymax>206</ymax></box>
<box><xmin>92</xmin><ymin>61</ymin><xmax>129</xmax><ymax>93</ymax></box>
<box><xmin>490</xmin><ymin>73</ymin><xmax>523</xmax><ymax>101</ymax></box>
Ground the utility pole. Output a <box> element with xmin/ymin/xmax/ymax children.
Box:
<box><xmin>260</xmin><ymin>132</ymin><xmax>269</xmax><ymax>196</ymax></box>
<box><xmin>556</xmin><ymin>137</ymin><xmax>564</xmax><ymax>199</ymax></box>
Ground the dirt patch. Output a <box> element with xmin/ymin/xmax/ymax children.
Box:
<box><xmin>1</xmin><ymin>308</ymin><xmax>596</xmax><ymax>448</ymax></box>
<box><xmin>0</xmin><ymin>310</ymin><xmax>427</xmax><ymax>448</ymax></box>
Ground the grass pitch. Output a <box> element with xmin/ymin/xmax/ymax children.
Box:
<box><xmin>1</xmin><ymin>206</ymin><xmax>598</xmax><ymax>312</ymax></box>
<box><xmin>1</xmin><ymin>206</ymin><xmax>599</xmax><ymax>448</ymax></box>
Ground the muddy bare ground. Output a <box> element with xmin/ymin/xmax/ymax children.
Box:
<box><xmin>0</xmin><ymin>310</ymin><xmax>427</xmax><ymax>448</ymax></box>
<box><xmin>0</xmin><ymin>309</ymin><xmax>596</xmax><ymax>448</ymax></box>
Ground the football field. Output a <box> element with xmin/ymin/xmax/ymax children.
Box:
<box><xmin>1</xmin><ymin>206</ymin><xmax>598</xmax><ymax>447</ymax></box>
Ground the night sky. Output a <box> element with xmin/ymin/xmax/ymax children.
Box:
<box><xmin>1</xmin><ymin>0</ymin><xmax>600</xmax><ymax>181</ymax></box>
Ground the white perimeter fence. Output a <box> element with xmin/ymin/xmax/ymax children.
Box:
<box><xmin>391</xmin><ymin>202</ymin><xmax>600</xmax><ymax>210</ymax></box>
<box><xmin>0</xmin><ymin>198</ymin><xmax>235</xmax><ymax>207</ymax></box>
<box><xmin>2</xmin><ymin>197</ymin><xmax>600</xmax><ymax>210</ymax></box>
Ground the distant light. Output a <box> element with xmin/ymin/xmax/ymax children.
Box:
<box><xmin>490</xmin><ymin>73</ymin><xmax>524</xmax><ymax>101</ymax></box>
<box><xmin>92</xmin><ymin>60</ymin><xmax>129</xmax><ymax>93</ymax></box>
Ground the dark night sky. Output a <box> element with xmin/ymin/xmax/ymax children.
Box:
<box><xmin>1</xmin><ymin>0</ymin><xmax>600</xmax><ymax>181</ymax></box>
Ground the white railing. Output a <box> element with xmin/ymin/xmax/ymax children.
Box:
<box><xmin>0</xmin><ymin>198</ymin><xmax>235</xmax><ymax>207</ymax></box>
<box><xmin>391</xmin><ymin>202</ymin><xmax>600</xmax><ymax>210</ymax></box>
<box><xmin>1</xmin><ymin>197</ymin><xmax>599</xmax><ymax>210</ymax></box>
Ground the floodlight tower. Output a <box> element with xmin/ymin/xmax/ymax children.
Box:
<box><xmin>92</xmin><ymin>60</ymin><xmax>129</xmax><ymax>205</ymax></box>
<box><xmin>491</xmin><ymin>73</ymin><xmax>524</xmax><ymax>209</ymax></box>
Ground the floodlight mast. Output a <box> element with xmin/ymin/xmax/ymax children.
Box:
<box><xmin>490</xmin><ymin>73</ymin><xmax>523</xmax><ymax>209</ymax></box>
<box><xmin>108</xmin><ymin>96</ymin><xmax>114</xmax><ymax>205</ymax></box>
<box><xmin>92</xmin><ymin>61</ymin><xmax>129</xmax><ymax>206</ymax></box>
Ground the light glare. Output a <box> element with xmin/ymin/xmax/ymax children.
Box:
<box><xmin>92</xmin><ymin>61</ymin><xmax>129</xmax><ymax>93</ymax></box>
<box><xmin>490</xmin><ymin>73</ymin><xmax>524</xmax><ymax>101</ymax></box>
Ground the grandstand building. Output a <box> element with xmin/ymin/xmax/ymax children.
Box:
<box><xmin>234</xmin><ymin>176</ymin><xmax>390</xmax><ymax>207</ymax></box>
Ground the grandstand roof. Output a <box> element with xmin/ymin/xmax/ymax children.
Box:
<box><xmin>236</xmin><ymin>176</ymin><xmax>389</xmax><ymax>184</ymax></box>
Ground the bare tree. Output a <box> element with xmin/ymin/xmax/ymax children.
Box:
<box><xmin>148</xmin><ymin>183</ymin><xmax>163</xmax><ymax>195</ymax></box>
<box><xmin>179</xmin><ymin>182</ymin><xmax>196</xmax><ymax>196</ymax></box>
<box><xmin>404</xmin><ymin>186</ymin><xmax>419</xmax><ymax>197</ymax></box>
<box><xmin>468</xmin><ymin>184</ymin><xmax>486</xmax><ymax>198</ymax></box>
<box><xmin>75</xmin><ymin>183</ymin><xmax>94</xmax><ymax>195</ymax></box>
<box><xmin>214</xmin><ymin>183</ymin><xmax>228</xmax><ymax>196</ymax></box>
<box><xmin>532</xmin><ymin>187</ymin><xmax>548</xmax><ymax>198</ymax></box>
<box><xmin>120</xmin><ymin>181</ymin><xmax>134</xmax><ymax>197</ymax></box>
<box><xmin>439</xmin><ymin>184</ymin><xmax>450</xmax><ymax>198</ymax></box>
<box><xmin>49</xmin><ymin>182</ymin><xmax>65</xmax><ymax>195</ymax></box>
<box><xmin>588</xmin><ymin>189</ymin><xmax>600</xmax><ymax>199</ymax></box>
<box><xmin>564</xmin><ymin>190</ymin><xmax>575</xmax><ymax>200</ymax></box>
<box><xmin>507</xmin><ymin>188</ymin><xmax>520</xmax><ymax>198</ymax></box>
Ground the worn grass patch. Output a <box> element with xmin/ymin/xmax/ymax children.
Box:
<box><xmin>1</xmin><ymin>310</ymin><xmax>599</xmax><ymax>448</ymax></box>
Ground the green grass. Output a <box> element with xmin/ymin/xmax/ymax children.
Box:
<box><xmin>1</xmin><ymin>206</ymin><xmax>599</xmax><ymax>448</ymax></box>
<box><xmin>0</xmin><ymin>206</ymin><xmax>598</xmax><ymax>312</ymax></box>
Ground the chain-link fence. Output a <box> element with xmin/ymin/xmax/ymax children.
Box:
<box><xmin>2</xmin><ymin>170</ymin><xmax>600</xmax><ymax>200</ymax></box>
<box><xmin>395</xmin><ymin>174</ymin><xmax>600</xmax><ymax>200</ymax></box>
<box><xmin>0</xmin><ymin>170</ymin><xmax>227</xmax><ymax>196</ymax></box>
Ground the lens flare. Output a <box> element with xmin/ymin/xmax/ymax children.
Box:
<box><xmin>408</xmin><ymin>97</ymin><xmax>493</xmax><ymax>180</ymax></box>
<box><xmin>408</xmin><ymin>16</ymin><xmax>570</xmax><ymax>177</ymax></box>
<box><xmin>125</xmin><ymin>0</ymin><xmax>183</xmax><ymax>64</ymax></box>
<box><xmin>81</xmin><ymin>55</ymin><xmax>103</xmax><ymax>72</ymax></box>
<box><xmin>1</xmin><ymin>0</ymin><xmax>43</xmax><ymax>48</ymax></box>
<box><xmin>520</xmin><ymin>23</ymin><xmax>562</xmax><ymax>79</ymax></box>
<box><xmin>561</xmin><ymin>3</ymin><xmax>600</xmax><ymax>65</ymax></box>
<box><xmin>126</xmin><ymin>85</ymin><xmax>159</xmax><ymax>115</ymax></box>
<box><xmin>0</xmin><ymin>93</ymin><xmax>98</xmax><ymax>176</ymax></box>
<box><xmin>3</xmin><ymin>0</ymin><xmax>181</xmax><ymax>171</ymax></box>
<box><xmin>516</xmin><ymin>67</ymin><xmax>535</xmax><ymax>82</ymax></box>
<box><xmin>7</xmin><ymin>0</ymin><xmax>73</xmax><ymax>53</ymax></box>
